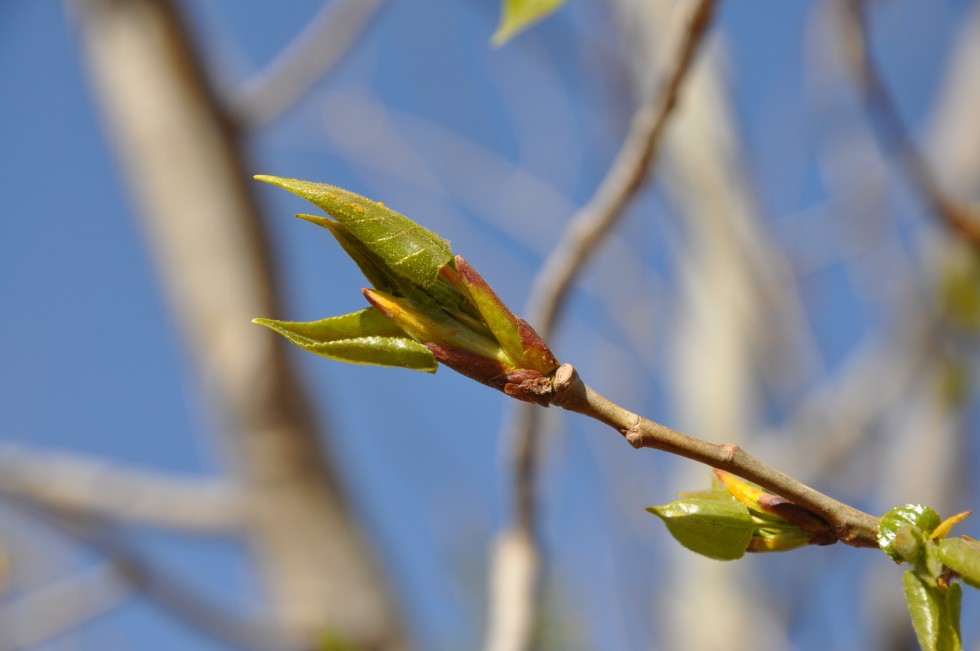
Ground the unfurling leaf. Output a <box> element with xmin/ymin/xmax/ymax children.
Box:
<box><xmin>647</xmin><ymin>497</ymin><xmax>754</xmax><ymax>561</ymax></box>
<box><xmin>254</xmin><ymin>176</ymin><xmax>561</xmax><ymax>403</ymax></box>
<box><xmin>879</xmin><ymin>504</ymin><xmax>942</xmax><ymax>563</ymax></box>
<box><xmin>253</xmin><ymin>309</ymin><xmax>437</xmax><ymax>372</ymax></box>
<box><xmin>255</xmin><ymin>175</ymin><xmax>453</xmax><ymax>289</ymax></box>
<box><xmin>903</xmin><ymin>571</ymin><xmax>962</xmax><ymax>651</ymax></box>
<box><xmin>492</xmin><ymin>0</ymin><xmax>568</xmax><ymax>45</ymax></box>
<box><xmin>937</xmin><ymin>538</ymin><xmax>980</xmax><ymax>589</ymax></box>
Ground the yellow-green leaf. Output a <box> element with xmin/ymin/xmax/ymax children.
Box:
<box><xmin>492</xmin><ymin>0</ymin><xmax>568</xmax><ymax>45</ymax></box>
<box><xmin>647</xmin><ymin>497</ymin><xmax>754</xmax><ymax>561</ymax></box>
<box><xmin>253</xmin><ymin>309</ymin><xmax>438</xmax><ymax>372</ymax></box>
<box><xmin>903</xmin><ymin>571</ymin><xmax>962</xmax><ymax>651</ymax></box>
<box><xmin>255</xmin><ymin>176</ymin><xmax>453</xmax><ymax>289</ymax></box>
<box><xmin>880</xmin><ymin>504</ymin><xmax>942</xmax><ymax>563</ymax></box>
<box><xmin>937</xmin><ymin>538</ymin><xmax>980</xmax><ymax>589</ymax></box>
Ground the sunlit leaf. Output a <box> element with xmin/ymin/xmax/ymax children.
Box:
<box><xmin>492</xmin><ymin>0</ymin><xmax>568</xmax><ymax>45</ymax></box>
<box><xmin>880</xmin><ymin>504</ymin><xmax>942</xmax><ymax>563</ymax></box>
<box><xmin>253</xmin><ymin>309</ymin><xmax>438</xmax><ymax>372</ymax></box>
<box><xmin>647</xmin><ymin>497</ymin><xmax>754</xmax><ymax>561</ymax></box>
<box><xmin>903</xmin><ymin>571</ymin><xmax>962</xmax><ymax>651</ymax></box>
<box><xmin>255</xmin><ymin>176</ymin><xmax>453</xmax><ymax>289</ymax></box>
<box><xmin>932</xmin><ymin>511</ymin><xmax>972</xmax><ymax>541</ymax></box>
<box><xmin>938</xmin><ymin>538</ymin><xmax>980</xmax><ymax>589</ymax></box>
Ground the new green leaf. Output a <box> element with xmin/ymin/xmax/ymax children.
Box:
<box><xmin>879</xmin><ymin>504</ymin><xmax>942</xmax><ymax>563</ymax></box>
<box><xmin>493</xmin><ymin>0</ymin><xmax>568</xmax><ymax>45</ymax></box>
<box><xmin>255</xmin><ymin>175</ymin><xmax>453</xmax><ymax>289</ymax></box>
<box><xmin>903</xmin><ymin>572</ymin><xmax>962</xmax><ymax>651</ymax></box>
<box><xmin>253</xmin><ymin>309</ymin><xmax>438</xmax><ymax>372</ymax></box>
<box><xmin>937</xmin><ymin>538</ymin><xmax>980</xmax><ymax>589</ymax></box>
<box><xmin>647</xmin><ymin>497</ymin><xmax>754</xmax><ymax>561</ymax></box>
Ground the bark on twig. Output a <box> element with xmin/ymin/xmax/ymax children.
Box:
<box><xmin>549</xmin><ymin>364</ymin><xmax>881</xmax><ymax>548</ymax></box>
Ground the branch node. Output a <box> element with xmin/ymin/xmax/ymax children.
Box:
<box><xmin>550</xmin><ymin>363</ymin><xmax>579</xmax><ymax>408</ymax></box>
<box><xmin>720</xmin><ymin>443</ymin><xmax>740</xmax><ymax>465</ymax></box>
<box><xmin>624</xmin><ymin>414</ymin><xmax>643</xmax><ymax>448</ymax></box>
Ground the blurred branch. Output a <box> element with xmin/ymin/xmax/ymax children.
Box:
<box><xmin>0</xmin><ymin>561</ymin><xmax>130</xmax><ymax>651</ymax></box>
<box><xmin>0</xmin><ymin>444</ymin><xmax>242</xmax><ymax>533</ymax></box>
<box><xmin>484</xmin><ymin>3</ymin><xmax>719</xmax><ymax>651</ymax></box>
<box><xmin>841</xmin><ymin>0</ymin><xmax>980</xmax><ymax>245</ymax></box>
<box><xmin>232</xmin><ymin>0</ymin><xmax>388</xmax><ymax>128</ymax></box>
<box><xmin>43</xmin><ymin>516</ymin><xmax>301</xmax><ymax>651</ymax></box>
<box><xmin>71</xmin><ymin>0</ymin><xmax>406</xmax><ymax>647</ymax></box>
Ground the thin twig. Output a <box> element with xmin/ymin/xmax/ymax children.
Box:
<box><xmin>842</xmin><ymin>0</ymin><xmax>980</xmax><ymax>246</ymax></box>
<box><xmin>232</xmin><ymin>0</ymin><xmax>388</xmax><ymax>128</ymax></box>
<box><xmin>527</xmin><ymin>0</ymin><xmax>718</xmax><ymax>338</ymax></box>
<box><xmin>0</xmin><ymin>444</ymin><xmax>243</xmax><ymax>533</ymax></box>
<box><xmin>485</xmin><ymin>3</ymin><xmax>719</xmax><ymax>651</ymax></box>
<box><xmin>0</xmin><ymin>562</ymin><xmax>129</xmax><ymax>651</ymax></box>
<box><xmin>40</xmin><ymin>516</ymin><xmax>302</xmax><ymax>651</ymax></box>
<box><xmin>549</xmin><ymin>364</ymin><xmax>881</xmax><ymax>548</ymax></box>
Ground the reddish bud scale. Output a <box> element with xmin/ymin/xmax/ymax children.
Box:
<box><xmin>454</xmin><ymin>256</ymin><xmax>559</xmax><ymax>375</ymax></box>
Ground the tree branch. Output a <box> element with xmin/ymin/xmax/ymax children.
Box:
<box><xmin>0</xmin><ymin>562</ymin><xmax>130</xmax><ymax>651</ymax></box>
<box><xmin>0</xmin><ymin>444</ymin><xmax>242</xmax><ymax>533</ymax></box>
<box><xmin>841</xmin><ymin>0</ymin><xmax>980</xmax><ymax>246</ymax></box>
<box><xmin>549</xmin><ymin>364</ymin><xmax>881</xmax><ymax>548</ymax></box>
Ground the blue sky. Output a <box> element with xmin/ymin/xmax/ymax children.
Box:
<box><xmin>2</xmin><ymin>1</ymin><xmax>978</xmax><ymax>650</ymax></box>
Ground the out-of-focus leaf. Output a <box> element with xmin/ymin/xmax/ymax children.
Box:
<box><xmin>647</xmin><ymin>497</ymin><xmax>754</xmax><ymax>561</ymax></box>
<box><xmin>938</xmin><ymin>538</ymin><xmax>980</xmax><ymax>589</ymax></box>
<box><xmin>255</xmin><ymin>176</ymin><xmax>453</xmax><ymax>289</ymax></box>
<box><xmin>880</xmin><ymin>504</ymin><xmax>942</xmax><ymax>563</ymax></box>
<box><xmin>903</xmin><ymin>571</ymin><xmax>962</xmax><ymax>651</ymax></box>
<box><xmin>492</xmin><ymin>0</ymin><xmax>567</xmax><ymax>45</ymax></box>
<box><xmin>253</xmin><ymin>309</ymin><xmax>438</xmax><ymax>372</ymax></box>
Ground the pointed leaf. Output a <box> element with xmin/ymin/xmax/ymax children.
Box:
<box><xmin>647</xmin><ymin>497</ymin><xmax>754</xmax><ymax>561</ymax></box>
<box><xmin>253</xmin><ymin>309</ymin><xmax>438</xmax><ymax>372</ymax></box>
<box><xmin>880</xmin><ymin>504</ymin><xmax>942</xmax><ymax>563</ymax></box>
<box><xmin>903</xmin><ymin>571</ymin><xmax>963</xmax><ymax>651</ymax></box>
<box><xmin>492</xmin><ymin>0</ymin><xmax>568</xmax><ymax>45</ymax></box>
<box><xmin>937</xmin><ymin>538</ymin><xmax>980</xmax><ymax>589</ymax></box>
<box><xmin>256</xmin><ymin>175</ymin><xmax>453</xmax><ymax>288</ymax></box>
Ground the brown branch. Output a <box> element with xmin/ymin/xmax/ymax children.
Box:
<box><xmin>549</xmin><ymin>364</ymin><xmax>881</xmax><ymax>548</ymax></box>
<box><xmin>485</xmin><ymin>3</ymin><xmax>719</xmax><ymax>651</ymax></box>
<box><xmin>842</xmin><ymin>0</ymin><xmax>980</xmax><ymax>246</ymax></box>
<box><xmin>0</xmin><ymin>444</ymin><xmax>242</xmax><ymax>533</ymax></box>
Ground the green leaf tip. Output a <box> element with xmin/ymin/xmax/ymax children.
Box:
<box><xmin>493</xmin><ymin>0</ymin><xmax>568</xmax><ymax>45</ymax></box>
<box><xmin>252</xmin><ymin>310</ymin><xmax>438</xmax><ymax>373</ymax></box>
<box><xmin>254</xmin><ymin>175</ymin><xmax>453</xmax><ymax>289</ymax></box>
